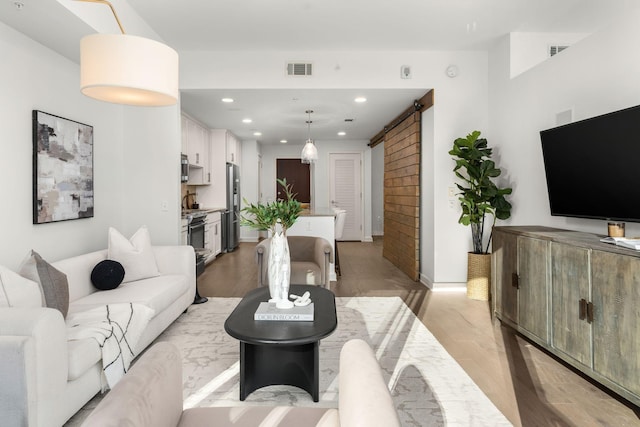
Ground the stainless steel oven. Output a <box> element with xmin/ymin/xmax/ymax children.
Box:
<box><xmin>186</xmin><ymin>212</ymin><xmax>207</xmax><ymax>279</ymax></box>
<box><xmin>187</xmin><ymin>214</ymin><xmax>206</xmax><ymax>249</ymax></box>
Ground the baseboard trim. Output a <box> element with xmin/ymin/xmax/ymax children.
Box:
<box><xmin>420</xmin><ymin>274</ymin><xmax>466</xmax><ymax>292</ymax></box>
<box><xmin>239</xmin><ymin>238</ymin><xmax>258</xmax><ymax>243</ymax></box>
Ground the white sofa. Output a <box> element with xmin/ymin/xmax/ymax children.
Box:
<box><xmin>0</xmin><ymin>245</ymin><xmax>196</xmax><ymax>427</ymax></box>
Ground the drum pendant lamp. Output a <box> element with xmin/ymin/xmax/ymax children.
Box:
<box><xmin>77</xmin><ymin>0</ymin><xmax>179</xmax><ymax>107</ymax></box>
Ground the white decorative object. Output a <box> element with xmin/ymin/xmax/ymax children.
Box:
<box><xmin>268</xmin><ymin>230</ymin><xmax>294</xmax><ymax>309</ymax></box>
<box><xmin>291</xmin><ymin>291</ymin><xmax>312</xmax><ymax>306</ymax></box>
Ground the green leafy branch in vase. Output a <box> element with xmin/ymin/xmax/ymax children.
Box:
<box><xmin>240</xmin><ymin>178</ymin><xmax>302</xmax><ymax>235</ymax></box>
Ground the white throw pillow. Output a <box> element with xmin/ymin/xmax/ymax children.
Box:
<box><xmin>107</xmin><ymin>226</ymin><xmax>160</xmax><ymax>283</ymax></box>
<box><xmin>0</xmin><ymin>264</ymin><xmax>43</xmax><ymax>308</ymax></box>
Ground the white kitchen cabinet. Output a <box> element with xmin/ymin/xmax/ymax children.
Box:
<box><xmin>226</xmin><ymin>131</ymin><xmax>241</xmax><ymax>166</ymax></box>
<box><xmin>205</xmin><ymin>211</ymin><xmax>222</xmax><ymax>263</ymax></box>
<box><xmin>210</xmin><ymin>128</ymin><xmax>241</xmax><ymax>167</ymax></box>
<box><xmin>180</xmin><ymin>116</ymin><xmax>188</xmax><ymax>155</ymax></box>
<box><xmin>180</xmin><ymin>218</ymin><xmax>188</xmax><ymax>246</ymax></box>
<box><xmin>182</xmin><ymin>114</ymin><xmax>211</xmax><ymax>186</ymax></box>
<box><xmin>212</xmin><ymin>216</ymin><xmax>222</xmax><ymax>258</ymax></box>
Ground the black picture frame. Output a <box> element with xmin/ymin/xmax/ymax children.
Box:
<box><xmin>32</xmin><ymin>110</ymin><xmax>94</xmax><ymax>224</ymax></box>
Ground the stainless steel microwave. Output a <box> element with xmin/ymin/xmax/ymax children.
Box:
<box><xmin>181</xmin><ymin>154</ymin><xmax>189</xmax><ymax>182</ymax></box>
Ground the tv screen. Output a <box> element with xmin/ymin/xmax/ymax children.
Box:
<box><xmin>540</xmin><ymin>104</ymin><xmax>640</xmax><ymax>223</ymax></box>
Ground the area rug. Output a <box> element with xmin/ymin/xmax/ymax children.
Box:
<box><xmin>148</xmin><ymin>296</ymin><xmax>511</xmax><ymax>427</ymax></box>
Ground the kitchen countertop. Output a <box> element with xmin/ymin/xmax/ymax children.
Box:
<box><xmin>182</xmin><ymin>207</ymin><xmax>225</xmax><ymax>218</ymax></box>
<box><xmin>299</xmin><ymin>208</ymin><xmax>336</xmax><ymax>217</ymax></box>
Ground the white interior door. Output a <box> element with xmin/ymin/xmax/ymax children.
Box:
<box><xmin>329</xmin><ymin>153</ymin><xmax>362</xmax><ymax>241</ymax></box>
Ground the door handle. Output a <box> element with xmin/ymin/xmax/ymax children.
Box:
<box><xmin>586</xmin><ymin>302</ymin><xmax>594</xmax><ymax>324</ymax></box>
<box><xmin>579</xmin><ymin>298</ymin><xmax>587</xmax><ymax>320</ymax></box>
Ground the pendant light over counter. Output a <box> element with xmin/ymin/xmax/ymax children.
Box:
<box><xmin>301</xmin><ymin>109</ymin><xmax>318</xmax><ymax>163</ymax></box>
<box><xmin>77</xmin><ymin>0</ymin><xmax>179</xmax><ymax>107</ymax></box>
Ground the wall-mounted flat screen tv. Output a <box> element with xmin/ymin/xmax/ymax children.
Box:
<box><xmin>540</xmin><ymin>104</ymin><xmax>640</xmax><ymax>223</ymax></box>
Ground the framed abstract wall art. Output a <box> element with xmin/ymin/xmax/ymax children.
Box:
<box><xmin>32</xmin><ymin>110</ymin><xmax>94</xmax><ymax>224</ymax></box>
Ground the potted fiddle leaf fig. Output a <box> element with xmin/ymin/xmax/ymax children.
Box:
<box><xmin>449</xmin><ymin>130</ymin><xmax>512</xmax><ymax>300</ymax></box>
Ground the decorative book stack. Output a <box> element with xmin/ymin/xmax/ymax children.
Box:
<box><xmin>254</xmin><ymin>302</ymin><xmax>314</xmax><ymax>321</ymax></box>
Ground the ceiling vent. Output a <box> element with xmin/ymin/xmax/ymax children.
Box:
<box><xmin>549</xmin><ymin>45</ymin><xmax>569</xmax><ymax>57</ymax></box>
<box><xmin>287</xmin><ymin>62</ymin><xmax>313</xmax><ymax>76</ymax></box>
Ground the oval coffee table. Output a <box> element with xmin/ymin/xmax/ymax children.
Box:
<box><xmin>224</xmin><ymin>284</ymin><xmax>337</xmax><ymax>402</ymax></box>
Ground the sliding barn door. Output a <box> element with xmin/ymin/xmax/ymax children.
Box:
<box><xmin>383</xmin><ymin>112</ymin><xmax>421</xmax><ymax>281</ymax></box>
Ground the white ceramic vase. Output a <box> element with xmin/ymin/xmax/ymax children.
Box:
<box><xmin>268</xmin><ymin>231</ymin><xmax>293</xmax><ymax>309</ymax></box>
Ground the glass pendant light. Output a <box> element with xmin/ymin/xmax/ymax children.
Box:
<box><xmin>301</xmin><ymin>109</ymin><xmax>318</xmax><ymax>163</ymax></box>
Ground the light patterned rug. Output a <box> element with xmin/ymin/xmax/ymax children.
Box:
<box><xmin>67</xmin><ymin>297</ymin><xmax>512</xmax><ymax>426</ymax></box>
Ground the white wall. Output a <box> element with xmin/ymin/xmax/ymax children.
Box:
<box><xmin>240</xmin><ymin>139</ymin><xmax>260</xmax><ymax>242</ymax></box>
<box><xmin>420</xmin><ymin>108</ymin><xmax>436</xmax><ymax>285</ymax></box>
<box><xmin>510</xmin><ymin>32</ymin><xmax>589</xmax><ymax>78</ymax></box>
<box><xmin>0</xmin><ymin>21</ymin><xmax>181</xmax><ymax>270</ymax></box>
<box><xmin>371</xmin><ymin>143</ymin><xmax>384</xmax><ymax>236</ymax></box>
<box><xmin>121</xmin><ymin>105</ymin><xmax>182</xmax><ymax>242</ymax></box>
<box><xmin>489</xmin><ymin>7</ymin><xmax>640</xmax><ymax>239</ymax></box>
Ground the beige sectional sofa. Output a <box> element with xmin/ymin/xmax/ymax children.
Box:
<box><xmin>0</xmin><ymin>245</ymin><xmax>196</xmax><ymax>427</ymax></box>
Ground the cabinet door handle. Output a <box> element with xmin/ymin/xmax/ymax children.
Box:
<box><xmin>586</xmin><ymin>302</ymin><xmax>594</xmax><ymax>324</ymax></box>
<box><xmin>579</xmin><ymin>298</ymin><xmax>587</xmax><ymax>320</ymax></box>
<box><xmin>196</xmin><ymin>153</ymin><xmax>200</xmax><ymax>164</ymax></box>
<box><xmin>208</xmin><ymin>172</ymin><xmax>211</xmax><ymax>182</ymax></box>
<box><xmin>511</xmin><ymin>273</ymin><xmax>519</xmax><ymax>289</ymax></box>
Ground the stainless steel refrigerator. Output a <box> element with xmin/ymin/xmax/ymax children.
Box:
<box><xmin>223</xmin><ymin>162</ymin><xmax>240</xmax><ymax>252</ymax></box>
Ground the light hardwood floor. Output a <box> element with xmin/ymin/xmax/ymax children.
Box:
<box><xmin>198</xmin><ymin>238</ymin><xmax>640</xmax><ymax>427</ymax></box>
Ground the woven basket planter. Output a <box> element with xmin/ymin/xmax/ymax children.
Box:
<box><xmin>466</xmin><ymin>253</ymin><xmax>491</xmax><ymax>301</ymax></box>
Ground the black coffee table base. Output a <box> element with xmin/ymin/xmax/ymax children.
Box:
<box><xmin>239</xmin><ymin>341</ymin><xmax>319</xmax><ymax>402</ymax></box>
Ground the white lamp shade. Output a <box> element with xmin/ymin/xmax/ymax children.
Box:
<box><xmin>301</xmin><ymin>139</ymin><xmax>318</xmax><ymax>163</ymax></box>
<box><xmin>80</xmin><ymin>33</ymin><xmax>179</xmax><ymax>106</ymax></box>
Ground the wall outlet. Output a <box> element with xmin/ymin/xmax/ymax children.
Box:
<box><xmin>160</xmin><ymin>200</ymin><xmax>168</xmax><ymax>211</ymax></box>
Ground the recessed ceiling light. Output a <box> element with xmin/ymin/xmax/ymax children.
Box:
<box><xmin>221</xmin><ymin>98</ymin><xmax>234</xmax><ymax>103</ymax></box>
<box><xmin>242</xmin><ymin>118</ymin><xmax>252</xmax><ymax>123</ymax></box>
<box><xmin>280</xmin><ymin>139</ymin><xmax>288</xmax><ymax>144</ymax></box>
<box><xmin>354</xmin><ymin>97</ymin><xmax>367</xmax><ymax>103</ymax></box>
<box><xmin>338</xmin><ymin>131</ymin><xmax>346</xmax><ymax>136</ymax></box>
<box><xmin>253</xmin><ymin>131</ymin><xmax>262</xmax><ymax>136</ymax></box>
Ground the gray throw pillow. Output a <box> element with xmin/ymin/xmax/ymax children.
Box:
<box><xmin>19</xmin><ymin>250</ymin><xmax>69</xmax><ymax>318</ymax></box>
